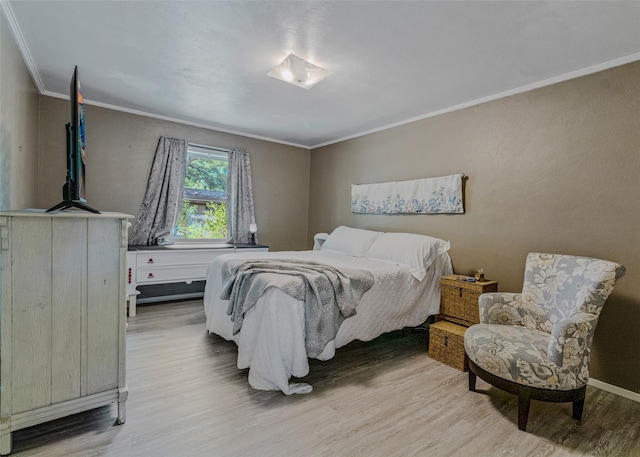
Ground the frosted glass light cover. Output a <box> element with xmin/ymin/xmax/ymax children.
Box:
<box><xmin>267</xmin><ymin>53</ymin><xmax>327</xmax><ymax>89</ymax></box>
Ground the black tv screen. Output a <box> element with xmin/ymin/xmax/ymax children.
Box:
<box><xmin>73</xmin><ymin>66</ymin><xmax>86</xmax><ymax>201</ymax></box>
<box><xmin>47</xmin><ymin>66</ymin><xmax>99</xmax><ymax>213</ymax></box>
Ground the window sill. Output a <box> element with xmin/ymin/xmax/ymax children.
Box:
<box><xmin>163</xmin><ymin>242</ymin><xmax>235</xmax><ymax>249</ymax></box>
<box><xmin>128</xmin><ymin>243</ymin><xmax>268</xmax><ymax>251</ymax></box>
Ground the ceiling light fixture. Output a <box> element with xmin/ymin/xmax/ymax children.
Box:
<box><xmin>267</xmin><ymin>53</ymin><xmax>327</xmax><ymax>89</ymax></box>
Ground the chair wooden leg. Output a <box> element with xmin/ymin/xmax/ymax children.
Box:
<box><xmin>518</xmin><ymin>390</ymin><xmax>531</xmax><ymax>431</ymax></box>
<box><xmin>468</xmin><ymin>359</ymin><xmax>587</xmax><ymax>432</ymax></box>
<box><xmin>572</xmin><ymin>396</ymin><xmax>585</xmax><ymax>421</ymax></box>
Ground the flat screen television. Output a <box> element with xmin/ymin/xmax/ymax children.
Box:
<box><xmin>47</xmin><ymin>66</ymin><xmax>100</xmax><ymax>213</ymax></box>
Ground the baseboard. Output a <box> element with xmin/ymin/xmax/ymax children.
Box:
<box><xmin>588</xmin><ymin>378</ymin><xmax>640</xmax><ymax>403</ymax></box>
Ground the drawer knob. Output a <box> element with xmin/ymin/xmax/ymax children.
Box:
<box><xmin>459</xmin><ymin>288</ymin><xmax>463</xmax><ymax>298</ymax></box>
<box><xmin>147</xmin><ymin>258</ymin><xmax>154</xmax><ymax>264</ymax></box>
<box><xmin>148</xmin><ymin>273</ymin><xmax>155</xmax><ymax>279</ymax></box>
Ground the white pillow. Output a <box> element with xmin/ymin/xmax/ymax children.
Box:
<box><xmin>320</xmin><ymin>226</ymin><xmax>382</xmax><ymax>256</ymax></box>
<box><xmin>365</xmin><ymin>232</ymin><xmax>450</xmax><ymax>281</ymax></box>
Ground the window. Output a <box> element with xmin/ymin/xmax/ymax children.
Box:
<box><xmin>173</xmin><ymin>144</ymin><xmax>229</xmax><ymax>241</ymax></box>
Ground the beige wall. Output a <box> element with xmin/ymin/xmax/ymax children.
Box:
<box><xmin>309</xmin><ymin>61</ymin><xmax>640</xmax><ymax>393</ymax></box>
<box><xmin>37</xmin><ymin>97</ymin><xmax>310</xmax><ymax>252</ymax></box>
<box><xmin>0</xmin><ymin>12</ymin><xmax>38</xmax><ymax>210</ymax></box>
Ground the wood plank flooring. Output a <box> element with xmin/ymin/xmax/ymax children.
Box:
<box><xmin>10</xmin><ymin>300</ymin><xmax>640</xmax><ymax>457</ymax></box>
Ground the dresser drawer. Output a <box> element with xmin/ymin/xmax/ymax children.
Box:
<box><xmin>136</xmin><ymin>264</ymin><xmax>209</xmax><ymax>285</ymax></box>
<box><xmin>135</xmin><ymin>249</ymin><xmax>234</xmax><ymax>267</ymax></box>
<box><xmin>126</xmin><ymin>245</ymin><xmax>269</xmax><ymax>309</ymax></box>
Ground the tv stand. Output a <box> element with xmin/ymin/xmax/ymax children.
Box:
<box><xmin>46</xmin><ymin>199</ymin><xmax>101</xmax><ymax>214</ymax></box>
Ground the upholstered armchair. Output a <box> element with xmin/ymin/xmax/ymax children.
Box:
<box><xmin>464</xmin><ymin>253</ymin><xmax>625</xmax><ymax>431</ymax></box>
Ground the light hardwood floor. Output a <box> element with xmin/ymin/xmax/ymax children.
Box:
<box><xmin>11</xmin><ymin>300</ymin><xmax>640</xmax><ymax>457</ymax></box>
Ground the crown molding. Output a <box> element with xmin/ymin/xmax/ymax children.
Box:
<box><xmin>42</xmin><ymin>90</ymin><xmax>311</xmax><ymax>150</ymax></box>
<box><xmin>310</xmin><ymin>53</ymin><xmax>640</xmax><ymax>149</ymax></box>
<box><xmin>0</xmin><ymin>0</ymin><xmax>45</xmax><ymax>93</ymax></box>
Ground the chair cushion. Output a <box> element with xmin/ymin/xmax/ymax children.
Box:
<box><xmin>464</xmin><ymin>324</ymin><xmax>582</xmax><ymax>391</ymax></box>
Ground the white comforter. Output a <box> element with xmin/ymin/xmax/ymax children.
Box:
<box><xmin>204</xmin><ymin>250</ymin><xmax>452</xmax><ymax>394</ymax></box>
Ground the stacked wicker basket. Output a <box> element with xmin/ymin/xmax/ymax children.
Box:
<box><xmin>429</xmin><ymin>274</ymin><xmax>498</xmax><ymax>371</ymax></box>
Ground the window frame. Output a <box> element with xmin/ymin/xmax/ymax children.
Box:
<box><xmin>172</xmin><ymin>143</ymin><xmax>230</xmax><ymax>244</ymax></box>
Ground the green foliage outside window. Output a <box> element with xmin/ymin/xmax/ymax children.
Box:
<box><xmin>174</xmin><ymin>153</ymin><xmax>229</xmax><ymax>240</ymax></box>
<box><xmin>185</xmin><ymin>157</ymin><xmax>227</xmax><ymax>192</ymax></box>
<box><xmin>175</xmin><ymin>201</ymin><xmax>227</xmax><ymax>239</ymax></box>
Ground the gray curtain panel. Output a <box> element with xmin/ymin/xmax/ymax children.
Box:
<box><xmin>129</xmin><ymin>137</ymin><xmax>187</xmax><ymax>246</ymax></box>
<box><xmin>227</xmin><ymin>149</ymin><xmax>256</xmax><ymax>244</ymax></box>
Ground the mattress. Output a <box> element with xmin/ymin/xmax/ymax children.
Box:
<box><xmin>204</xmin><ymin>250</ymin><xmax>452</xmax><ymax>394</ymax></box>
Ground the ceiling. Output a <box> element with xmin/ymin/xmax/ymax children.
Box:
<box><xmin>3</xmin><ymin>1</ymin><xmax>640</xmax><ymax>149</ymax></box>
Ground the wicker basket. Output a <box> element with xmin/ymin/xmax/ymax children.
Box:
<box><xmin>440</xmin><ymin>275</ymin><xmax>498</xmax><ymax>326</ymax></box>
<box><xmin>429</xmin><ymin>320</ymin><xmax>469</xmax><ymax>371</ymax></box>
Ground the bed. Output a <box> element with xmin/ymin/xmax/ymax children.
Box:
<box><xmin>203</xmin><ymin>226</ymin><xmax>453</xmax><ymax>394</ymax></box>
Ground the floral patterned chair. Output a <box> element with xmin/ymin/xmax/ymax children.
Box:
<box><xmin>464</xmin><ymin>253</ymin><xmax>625</xmax><ymax>431</ymax></box>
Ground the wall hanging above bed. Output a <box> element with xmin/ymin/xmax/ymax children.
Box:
<box><xmin>351</xmin><ymin>173</ymin><xmax>465</xmax><ymax>214</ymax></box>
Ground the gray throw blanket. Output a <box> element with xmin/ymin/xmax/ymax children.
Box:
<box><xmin>220</xmin><ymin>259</ymin><xmax>374</xmax><ymax>357</ymax></box>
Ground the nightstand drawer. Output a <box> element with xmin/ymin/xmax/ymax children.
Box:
<box><xmin>440</xmin><ymin>285</ymin><xmax>483</xmax><ymax>325</ymax></box>
<box><xmin>440</xmin><ymin>275</ymin><xmax>498</xmax><ymax>326</ymax></box>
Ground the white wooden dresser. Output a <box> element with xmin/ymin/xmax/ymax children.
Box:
<box><xmin>0</xmin><ymin>210</ymin><xmax>131</xmax><ymax>455</ymax></box>
<box><xmin>126</xmin><ymin>244</ymin><xmax>268</xmax><ymax>316</ymax></box>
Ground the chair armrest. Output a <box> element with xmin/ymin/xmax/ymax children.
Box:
<box><xmin>548</xmin><ymin>313</ymin><xmax>599</xmax><ymax>381</ymax></box>
<box><xmin>478</xmin><ymin>292</ymin><xmax>524</xmax><ymax>325</ymax></box>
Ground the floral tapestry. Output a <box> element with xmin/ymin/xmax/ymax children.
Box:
<box><xmin>351</xmin><ymin>173</ymin><xmax>464</xmax><ymax>214</ymax></box>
